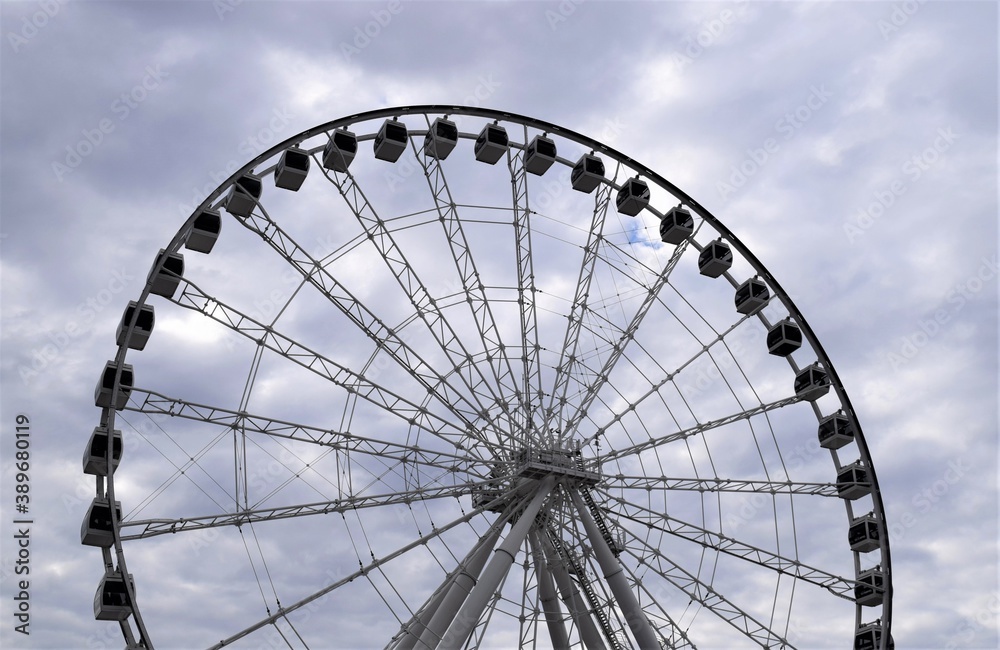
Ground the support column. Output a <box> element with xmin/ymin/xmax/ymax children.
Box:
<box><xmin>414</xmin><ymin>524</ymin><xmax>504</xmax><ymax>650</ymax></box>
<box><xmin>571</xmin><ymin>490</ymin><xmax>659</xmax><ymax>649</ymax></box>
<box><xmin>544</xmin><ymin>535</ymin><xmax>607</xmax><ymax>650</ymax></box>
<box><xmin>438</xmin><ymin>476</ymin><xmax>555</xmax><ymax>650</ymax></box>
<box><xmin>529</xmin><ymin>531</ymin><xmax>570</xmax><ymax>650</ymax></box>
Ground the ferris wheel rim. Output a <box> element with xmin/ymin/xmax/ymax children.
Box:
<box><xmin>91</xmin><ymin>105</ymin><xmax>892</xmax><ymax>649</ymax></box>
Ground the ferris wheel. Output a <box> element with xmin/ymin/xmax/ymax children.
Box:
<box><xmin>84</xmin><ymin>106</ymin><xmax>892</xmax><ymax>649</ymax></box>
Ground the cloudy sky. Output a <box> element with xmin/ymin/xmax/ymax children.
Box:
<box><xmin>0</xmin><ymin>1</ymin><xmax>997</xmax><ymax>649</ymax></box>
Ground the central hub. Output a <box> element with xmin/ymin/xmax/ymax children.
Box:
<box><xmin>513</xmin><ymin>447</ymin><xmax>600</xmax><ymax>485</ymax></box>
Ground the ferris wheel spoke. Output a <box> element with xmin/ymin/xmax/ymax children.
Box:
<box><xmin>410</xmin><ymin>128</ymin><xmax>523</xmax><ymax>430</ymax></box>
<box><xmin>618</xmin><ymin>526</ymin><xmax>794</xmax><ymax>649</ymax></box>
<box><xmin>544</xmin><ymin>174</ymin><xmax>616</xmax><ymax>439</ymax></box>
<box><xmin>232</xmin><ymin>201</ymin><xmax>506</xmax><ymax>450</ymax></box>
<box><xmin>508</xmin><ymin>134</ymin><xmax>544</xmax><ymax>434</ymax></box>
<box><xmin>559</xmin><ymin>236</ymin><xmax>692</xmax><ymax>446</ymax></box>
<box><xmin>124</xmin><ymin>387</ymin><xmax>487</xmax><ymax>479</ymax></box>
<box><xmin>581</xmin><ymin>311</ymin><xmax>762</xmax><ymax>449</ymax></box>
<box><xmin>207</xmin><ymin>496</ymin><xmax>499</xmax><ymax>650</ymax></box>
<box><xmin>167</xmin><ymin>276</ymin><xmax>493</xmax><ymax>453</ymax></box>
<box><xmin>597</xmin><ymin>395</ymin><xmax>803</xmax><ymax>465</ymax></box>
<box><xmin>604</xmin><ymin>475</ymin><xmax>842</xmax><ymax>497</ymax></box>
<box><xmin>613</xmin><ymin>553</ymin><xmax>696</xmax><ymax>650</ymax></box>
<box><xmin>597</xmin><ymin>489</ymin><xmax>855</xmax><ymax>600</ymax></box>
<box><xmin>118</xmin><ymin>481</ymin><xmax>480</xmax><ymax>541</ymax></box>
<box><xmin>318</xmin><ymin>163</ymin><xmax>511</xmax><ymax>445</ymax></box>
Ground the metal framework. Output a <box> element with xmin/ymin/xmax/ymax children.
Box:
<box><xmin>86</xmin><ymin>106</ymin><xmax>892</xmax><ymax>649</ymax></box>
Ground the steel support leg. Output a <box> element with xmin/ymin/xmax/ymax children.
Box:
<box><xmin>544</xmin><ymin>536</ymin><xmax>607</xmax><ymax>650</ymax></box>
<box><xmin>571</xmin><ymin>490</ymin><xmax>660</xmax><ymax>649</ymax></box>
<box><xmin>414</xmin><ymin>524</ymin><xmax>504</xmax><ymax>650</ymax></box>
<box><xmin>438</xmin><ymin>476</ymin><xmax>555</xmax><ymax>649</ymax></box>
<box><xmin>529</xmin><ymin>531</ymin><xmax>570</xmax><ymax>650</ymax></box>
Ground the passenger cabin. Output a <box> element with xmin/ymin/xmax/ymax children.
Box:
<box><xmin>855</xmin><ymin>567</ymin><xmax>885</xmax><ymax>607</ymax></box>
<box><xmin>322</xmin><ymin>130</ymin><xmax>358</xmax><ymax>172</ymax></box>
<box><xmin>94</xmin><ymin>572</ymin><xmax>134</xmax><ymax>621</ymax></box>
<box><xmin>524</xmin><ymin>134</ymin><xmax>556</xmax><ymax>175</ymax></box>
<box><xmin>734</xmin><ymin>277</ymin><xmax>769</xmax><ymax>314</ymax></box>
<box><xmin>794</xmin><ymin>362</ymin><xmax>830</xmax><ymax>401</ymax></box>
<box><xmin>660</xmin><ymin>206</ymin><xmax>694</xmax><ymax>244</ymax></box>
<box><xmin>94</xmin><ymin>362</ymin><xmax>133</xmax><ymax>410</ymax></box>
<box><xmin>818</xmin><ymin>412</ymin><xmax>855</xmax><ymax>449</ymax></box>
<box><xmin>275</xmin><ymin>147</ymin><xmax>310</xmax><ymax>190</ymax></box>
<box><xmin>855</xmin><ymin>621</ymin><xmax>893</xmax><ymax>650</ymax></box>
<box><xmin>424</xmin><ymin>117</ymin><xmax>458</xmax><ymax>160</ymax></box>
<box><xmin>767</xmin><ymin>320</ymin><xmax>802</xmax><ymax>357</ymax></box>
<box><xmin>615</xmin><ymin>177</ymin><xmax>650</xmax><ymax>216</ymax></box>
<box><xmin>81</xmin><ymin>497</ymin><xmax>121</xmax><ymax>548</ymax></box>
<box><xmin>115</xmin><ymin>301</ymin><xmax>154</xmax><ymax>351</ymax></box>
<box><xmin>837</xmin><ymin>461</ymin><xmax>871</xmax><ymax>500</ymax></box>
<box><xmin>570</xmin><ymin>153</ymin><xmax>604</xmax><ymax>193</ymax></box>
<box><xmin>147</xmin><ymin>249</ymin><xmax>184</xmax><ymax>298</ymax></box>
<box><xmin>224</xmin><ymin>173</ymin><xmax>262</xmax><ymax>218</ymax></box>
<box><xmin>83</xmin><ymin>426</ymin><xmax>122</xmax><ymax>476</ymax></box>
<box><xmin>474</xmin><ymin>123</ymin><xmax>509</xmax><ymax>164</ymax></box>
<box><xmin>698</xmin><ymin>240</ymin><xmax>732</xmax><ymax>277</ymax></box>
<box><xmin>185</xmin><ymin>209</ymin><xmax>221</xmax><ymax>254</ymax></box>
<box><xmin>374</xmin><ymin>119</ymin><xmax>408</xmax><ymax>162</ymax></box>
<box><xmin>848</xmin><ymin>513</ymin><xmax>881</xmax><ymax>553</ymax></box>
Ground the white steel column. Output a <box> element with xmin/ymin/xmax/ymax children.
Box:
<box><xmin>571</xmin><ymin>490</ymin><xmax>660</xmax><ymax>649</ymax></box>
<box><xmin>414</xmin><ymin>525</ymin><xmax>504</xmax><ymax>650</ymax></box>
<box><xmin>544</xmin><ymin>536</ymin><xmax>607</xmax><ymax>650</ymax></box>
<box><xmin>529</xmin><ymin>531</ymin><xmax>570</xmax><ymax>650</ymax></box>
<box><xmin>438</xmin><ymin>476</ymin><xmax>555</xmax><ymax>649</ymax></box>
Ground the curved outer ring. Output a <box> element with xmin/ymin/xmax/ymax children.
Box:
<box><xmin>101</xmin><ymin>104</ymin><xmax>892</xmax><ymax>648</ymax></box>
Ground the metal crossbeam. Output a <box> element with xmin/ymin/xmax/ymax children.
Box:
<box><xmin>119</xmin><ymin>482</ymin><xmax>478</xmax><ymax>540</ymax></box>
<box><xmin>321</xmin><ymin>164</ymin><xmax>513</xmax><ymax>448</ymax></box>
<box><xmin>605</xmin><ymin>475</ymin><xmax>841</xmax><ymax>497</ymax></box>
<box><xmin>232</xmin><ymin>200</ymin><xmax>505</xmax><ymax>451</ymax></box>
<box><xmin>507</xmin><ymin>130</ymin><xmax>544</xmax><ymax>439</ymax></box>
<box><xmin>620</xmin><ymin>528</ymin><xmax>793</xmax><ymax>648</ymax></box>
<box><xmin>168</xmin><ymin>276</ymin><xmax>483</xmax><ymax>454</ymax></box>
<box><xmin>124</xmin><ymin>387</ymin><xmax>483</xmax><ymax>479</ymax></box>
<box><xmin>599</xmin><ymin>489</ymin><xmax>855</xmax><ymax>600</ymax></box>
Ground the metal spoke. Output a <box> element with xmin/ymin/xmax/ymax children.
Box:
<box><xmin>166</xmin><ymin>275</ymin><xmax>485</xmax><ymax>453</ymax></box>
<box><xmin>411</xmin><ymin>122</ymin><xmax>522</xmax><ymax>434</ymax></box>
<box><xmin>544</xmin><ymin>172</ymin><xmax>616</xmax><ymax>442</ymax></box>
<box><xmin>232</xmin><ymin>198</ymin><xmax>505</xmax><ymax>451</ymax></box>
<box><xmin>604</xmin><ymin>475</ymin><xmax>842</xmax><ymax>497</ymax></box>
<box><xmin>558</xmin><ymin>235</ymin><xmax>693</xmax><ymax>448</ymax></box>
<box><xmin>124</xmin><ymin>388</ymin><xmax>483</xmax><ymax>479</ymax></box>
<box><xmin>319</xmin><ymin>162</ymin><xmax>510</xmax><ymax>447</ymax></box>
<box><xmin>119</xmin><ymin>482</ymin><xmax>480</xmax><ymax>540</ymax></box>
<box><xmin>620</xmin><ymin>525</ymin><xmax>794</xmax><ymax>649</ymax></box>
<box><xmin>597</xmin><ymin>395</ymin><xmax>803</xmax><ymax>465</ymax></box>
<box><xmin>206</xmin><ymin>496</ymin><xmax>502</xmax><ymax>650</ymax></box>
<box><xmin>597</xmin><ymin>488</ymin><xmax>855</xmax><ymax>600</ymax></box>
